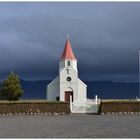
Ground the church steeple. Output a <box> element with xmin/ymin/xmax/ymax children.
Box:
<box><xmin>59</xmin><ymin>37</ymin><xmax>77</xmax><ymax>72</ymax></box>
<box><xmin>60</xmin><ymin>38</ymin><xmax>76</xmax><ymax>60</ymax></box>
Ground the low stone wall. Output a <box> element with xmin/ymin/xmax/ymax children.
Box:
<box><xmin>99</xmin><ymin>101</ymin><xmax>140</xmax><ymax>114</ymax></box>
<box><xmin>0</xmin><ymin>101</ymin><xmax>70</xmax><ymax>115</ymax></box>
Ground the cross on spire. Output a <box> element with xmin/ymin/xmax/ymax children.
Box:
<box><xmin>67</xmin><ymin>34</ymin><xmax>69</xmax><ymax>40</ymax></box>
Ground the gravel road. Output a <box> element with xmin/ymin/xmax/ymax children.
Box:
<box><xmin>0</xmin><ymin>114</ymin><xmax>140</xmax><ymax>138</ymax></box>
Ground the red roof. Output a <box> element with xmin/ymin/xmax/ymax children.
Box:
<box><xmin>61</xmin><ymin>39</ymin><xmax>76</xmax><ymax>60</ymax></box>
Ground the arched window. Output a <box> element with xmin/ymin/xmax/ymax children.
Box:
<box><xmin>67</xmin><ymin>61</ymin><xmax>70</xmax><ymax>66</ymax></box>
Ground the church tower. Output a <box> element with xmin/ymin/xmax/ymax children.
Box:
<box><xmin>59</xmin><ymin>38</ymin><xmax>78</xmax><ymax>102</ymax></box>
<box><xmin>47</xmin><ymin>37</ymin><xmax>87</xmax><ymax>103</ymax></box>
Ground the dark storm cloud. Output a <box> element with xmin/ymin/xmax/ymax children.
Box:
<box><xmin>0</xmin><ymin>2</ymin><xmax>140</xmax><ymax>81</ymax></box>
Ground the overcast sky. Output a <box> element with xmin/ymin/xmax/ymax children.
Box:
<box><xmin>0</xmin><ymin>2</ymin><xmax>140</xmax><ymax>82</ymax></box>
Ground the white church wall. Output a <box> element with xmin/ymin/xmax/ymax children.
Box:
<box><xmin>77</xmin><ymin>79</ymin><xmax>87</xmax><ymax>103</ymax></box>
<box><xmin>59</xmin><ymin>66</ymin><xmax>78</xmax><ymax>101</ymax></box>
<box><xmin>59</xmin><ymin>60</ymin><xmax>77</xmax><ymax>72</ymax></box>
<box><xmin>71</xmin><ymin>60</ymin><xmax>77</xmax><ymax>71</ymax></box>
<box><xmin>47</xmin><ymin>77</ymin><xmax>60</xmax><ymax>101</ymax></box>
<box><xmin>59</xmin><ymin>63</ymin><xmax>78</xmax><ymax>83</ymax></box>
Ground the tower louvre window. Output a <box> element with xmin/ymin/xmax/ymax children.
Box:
<box><xmin>67</xmin><ymin>61</ymin><xmax>70</xmax><ymax>66</ymax></box>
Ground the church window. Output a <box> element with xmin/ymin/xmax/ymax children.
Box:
<box><xmin>67</xmin><ymin>61</ymin><xmax>70</xmax><ymax>66</ymax></box>
<box><xmin>67</xmin><ymin>77</ymin><xmax>71</xmax><ymax>81</ymax></box>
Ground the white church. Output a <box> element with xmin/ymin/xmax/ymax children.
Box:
<box><xmin>47</xmin><ymin>38</ymin><xmax>87</xmax><ymax>103</ymax></box>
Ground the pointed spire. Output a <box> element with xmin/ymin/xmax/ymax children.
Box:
<box><xmin>61</xmin><ymin>36</ymin><xmax>76</xmax><ymax>60</ymax></box>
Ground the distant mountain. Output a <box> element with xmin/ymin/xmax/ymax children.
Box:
<box><xmin>85</xmin><ymin>81</ymin><xmax>138</xmax><ymax>99</ymax></box>
<box><xmin>20</xmin><ymin>80</ymin><xmax>50</xmax><ymax>99</ymax></box>
<box><xmin>18</xmin><ymin>80</ymin><xmax>139</xmax><ymax>100</ymax></box>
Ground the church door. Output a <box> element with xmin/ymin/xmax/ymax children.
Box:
<box><xmin>65</xmin><ymin>91</ymin><xmax>73</xmax><ymax>103</ymax></box>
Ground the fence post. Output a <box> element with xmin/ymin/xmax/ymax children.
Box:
<box><xmin>95</xmin><ymin>95</ymin><xmax>98</xmax><ymax>104</ymax></box>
